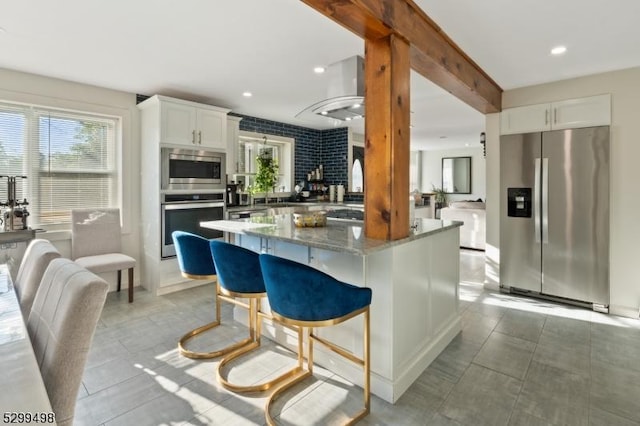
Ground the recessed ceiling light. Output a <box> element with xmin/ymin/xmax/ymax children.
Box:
<box><xmin>345</xmin><ymin>117</ymin><xmax>352</xmax><ymax>121</ymax></box>
<box><xmin>320</xmin><ymin>111</ymin><xmax>328</xmax><ymax>116</ymax></box>
<box><xmin>551</xmin><ymin>45</ymin><xmax>567</xmax><ymax>55</ymax></box>
<box><xmin>314</xmin><ymin>66</ymin><xmax>326</xmax><ymax>74</ymax></box>
<box><xmin>352</xmin><ymin>103</ymin><xmax>361</xmax><ymax>109</ymax></box>
<box><xmin>242</xmin><ymin>92</ymin><xmax>252</xmax><ymax>97</ymax></box>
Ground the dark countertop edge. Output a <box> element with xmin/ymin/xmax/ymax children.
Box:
<box><xmin>237</xmin><ymin>218</ymin><xmax>462</xmax><ymax>256</ymax></box>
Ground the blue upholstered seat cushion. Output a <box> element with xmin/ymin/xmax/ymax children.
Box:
<box><xmin>209</xmin><ymin>241</ymin><xmax>266</xmax><ymax>294</ymax></box>
<box><xmin>172</xmin><ymin>231</ymin><xmax>216</xmax><ymax>277</ymax></box>
<box><xmin>259</xmin><ymin>254</ymin><xmax>372</xmax><ymax>322</ymax></box>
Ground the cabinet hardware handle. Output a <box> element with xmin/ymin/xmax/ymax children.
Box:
<box><xmin>553</xmin><ymin>108</ymin><xmax>557</xmax><ymax>124</ymax></box>
<box><xmin>198</xmin><ymin>131</ymin><xmax>202</xmax><ymax>144</ymax></box>
<box><xmin>192</xmin><ymin>130</ymin><xmax>196</xmax><ymax>144</ymax></box>
<box><xmin>545</xmin><ymin>110</ymin><xmax>549</xmax><ymax>125</ymax></box>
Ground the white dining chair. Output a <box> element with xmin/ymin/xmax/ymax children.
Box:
<box><xmin>71</xmin><ymin>208</ymin><xmax>136</xmax><ymax>302</ymax></box>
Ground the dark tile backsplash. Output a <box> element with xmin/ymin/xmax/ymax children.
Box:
<box><xmin>232</xmin><ymin>113</ymin><xmax>350</xmax><ymax>186</ymax></box>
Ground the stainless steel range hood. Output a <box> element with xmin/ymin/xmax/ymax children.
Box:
<box><xmin>297</xmin><ymin>55</ymin><xmax>365</xmax><ymax>122</ymax></box>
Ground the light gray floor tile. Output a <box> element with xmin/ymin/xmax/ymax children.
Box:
<box><xmin>494</xmin><ymin>309</ymin><xmax>546</xmax><ymax>343</ymax></box>
<box><xmin>438</xmin><ymin>364</ymin><xmax>522</xmax><ymax>426</ymax></box>
<box><xmin>82</xmin><ymin>355</ymin><xmax>146</xmax><ymax>394</ymax></box>
<box><xmin>532</xmin><ymin>331</ymin><xmax>591</xmax><ymax>377</ymax></box>
<box><xmin>514</xmin><ymin>361</ymin><xmax>590</xmax><ymax>426</ymax></box>
<box><xmin>589</xmin><ymin>406</ymin><xmax>640</xmax><ymax>426</ymax></box>
<box><xmin>508</xmin><ymin>410</ymin><xmax>554</xmax><ymax>426</ymax></box>
<box><xmin>590</xmin><ymin>360</ymin><xmax>640</xmax><ymax>422</ymax></box>
<box><xmin>427</xmin><ymin>333</ymin><xmax>483</xmax><ymax>383</ymax></box>
<box><xmin>591</xmin><ymin>322</ymin><xmax>640</xmax><ymax>373</ymax></box>
<box><xmin>473</xmin><ymin>332</ymin><xmax>535</xmax><ymax>380</ymax></box>
<box><xmin>274</xmin><ymin>374</ymin><xmax>366</xmax><ymax>425</ymax></box>
<box><xmin>104</xmin><ymin>391</ymin><xmax>207</xmax><ymax>426</ymax></box>
<box><xmin>75</xmin><ymin>374</ymin><xmax>167</xmax><ymax>425</ymax></box>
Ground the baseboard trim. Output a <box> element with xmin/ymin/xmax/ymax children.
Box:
<box><xmin>609</xmin><ymin>304</ymin><xmax>640</xmax><ymax>319</ymax></box>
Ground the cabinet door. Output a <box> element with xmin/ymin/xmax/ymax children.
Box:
<box><xmin>500</xmin><ymin>103</ymin><xmax>551</xmax><ymax>135</ymax></box>
<box><xmin>551</xmin><ymin>94</ymin><xmax>611</xmax><ymax>130</ymax></box>
<box><xmin>226</xmin><ymin>117</ymin><xmax>241</xmax><ymax>176</ymax></box>
<box><xmin>161</xmin><ymin>102</ymin><xmax>197</xmax><ymax>145</ymax></box>
<box><xmin>196</xmin><ymin>108</ymin><xmax>226</xmax><ymax>149</ymax></box>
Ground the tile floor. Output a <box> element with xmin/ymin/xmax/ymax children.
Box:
<box><xmin>75</xmin><ymin>250</ymin><xmax>640</xmax><ymax>425</ymax></box>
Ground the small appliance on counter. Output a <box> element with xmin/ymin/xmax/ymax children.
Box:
<box><xmin>0</xmin><ymin>175</ymin><xmax>30</xmax><ymax>232</ymax></box>
<box><xmin>226</xmin><ymin>183</ymin><xmax>250</xmax><ymax>207</ymax></box>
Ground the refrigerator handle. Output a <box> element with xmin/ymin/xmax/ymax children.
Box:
<box><xmin>542</xmin><ymin>158</ymin><xmax>549</xmax><ymax>244</ymax></box>
<box><xmin>534</xmin><ymin>158</ymin><xmax>541</xmax><ymax>243</ymax></box>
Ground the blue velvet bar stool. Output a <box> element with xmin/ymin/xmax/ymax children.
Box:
<box><xmin>172</xmin><ymin>231</ymin><xmax>253</xmax><ymax>360</ymax></box>
<box><xmin>209</xmin><ymin>240</ymin><xmax>304</xmax><ymax>393</ymax></box>
<box><xmin>259</xmin><ymin>253</ymin><xmax>372</xmax><ymax>426</ymax></box>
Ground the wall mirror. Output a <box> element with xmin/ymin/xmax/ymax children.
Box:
<box><xmin>442</xmin><ymin>156</ymin><xmax>471</xmax><ymax>194</ymax></box>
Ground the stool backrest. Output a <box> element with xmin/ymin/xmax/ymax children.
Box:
<box><xmin>15</xmin><ymin>239</ymin><xmax>61</xmax><ymax>317</ymax></box>
<box><xmin>209</xmin><ymin>240</ymin><xmax>265</xmax><ymax>294</ymax></box>
<box><xmin>172</xmin><ymin>231</ymin><xmax>216</xmax><ymax>278</ymax></box>
<box><xmin>259</xmin><ymin>254</ymin><xmax>372</xmax><ymax>322</ymax></box>
<box><xmin>27</xmin><ymin>258</ymin><xmax>108</xmax><ymax>426</ymax></box>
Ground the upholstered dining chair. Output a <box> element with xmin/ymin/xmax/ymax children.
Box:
<box><xmin>27</xmin><ymin>258</ymin><xmax>108</xmax><ymax>426</ymax></box>
<box><xmin>259</xmin><ymin>253</ymin><xmax>372</xmax><ymax>426</ymax></box>
<box><xmin>71</xmin><ymin>208</ymin><xmax>136</xmax><ymax>302</ymax></box>
<box><xmin>14</xmin><ymin>239</ymin><xmax>61</xmax><ymax>317</ymax></box>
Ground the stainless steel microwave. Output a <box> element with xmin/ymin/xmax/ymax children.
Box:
<box><xmin>161</xmin><ymin>148</ymin><xmax>226</xmax><ymax>190</ymax></box>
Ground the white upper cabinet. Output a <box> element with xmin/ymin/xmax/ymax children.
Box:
<box><xmin>226</xmin><ymin>116</ymin><xmax>242</xmax><ymax>176</ymax></box>
<box><xmin>158</xmin><ymin>96</ymin><xmax>229</xmax><ymax>149</ymax></box>
<box><xmin>500</xmin><ymin>94</ymin><xmax>611</xmax><ymax>135</ymax></box>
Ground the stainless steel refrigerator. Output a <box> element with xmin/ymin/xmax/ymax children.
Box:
<box><xmin>500</xmin><ymin>126</ymin><xmax>610</xmax><ymax>309</ymax></box>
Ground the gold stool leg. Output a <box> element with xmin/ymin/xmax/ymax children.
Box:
<box><xmin>264</xmin><ymin>325</ymin><xmax>310</xmax><ymax>426</ymax></box>
<box><xmin>178</xmin><ymin>283</ymin><xmax>253</xmax><ymax>360</ymax></box>
<box><xmin>265</xmin><ymin>307</ymin><xmax>371</xmax><ymax>425</ymax></box>
<box><xmin>218</xmin><ymin>304</ymin><xmax>307</xmax><ymax>393</ymax></box>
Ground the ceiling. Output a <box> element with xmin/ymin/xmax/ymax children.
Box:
<box><xmin>1</xmin><ymin>1</ymin><xmax>639</xmax><ymax>151</ymax></box>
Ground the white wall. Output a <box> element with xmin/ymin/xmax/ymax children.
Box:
<box><xmin>0</xmin><ymin>68</ymin><xmax>141</xmax><ymax>291</ymax></box>
<box><xmin>420</xmin><ymin>146</ymin><xmax>486</xmax><ymax>202</ymax></box>
<box><xmin>486</xmin><ymin>66</ymin><xmax>640</xmax><ymax>318</ymax></box>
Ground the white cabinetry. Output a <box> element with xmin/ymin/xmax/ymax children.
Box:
<box><xmin>500</xmin><ymin>94</ymin><xmax>611</xmax><ymax>135</ymax></box>
<box><xmin>226</xmin><ymin>116</ymin><xmax>242</xmax><ymax>176</ymax></box>
<box><xmin>158</xmin><ymin>96</ymin><xmax>229</xmax><ymax>149</ymax></box>
<box><xmin>137</xmin><ymin>94</ymin><xmax>230</xmax><ymax>296</ymax></box>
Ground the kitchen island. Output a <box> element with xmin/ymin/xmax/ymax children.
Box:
<box><xmin>201</xmin><ymin>215</ymin><xmax>462</xmax><ymax>403</ymax></box>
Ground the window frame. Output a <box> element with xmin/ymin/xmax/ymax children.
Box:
<box><xmin>0</xmin><ymin>99</ymin><xmax>123</xmax><ymax>231</ymax></box>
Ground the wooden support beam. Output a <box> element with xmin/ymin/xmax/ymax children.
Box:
<box><xmin>301</xmin><ymin>0</ymin><xmax>502</xmax><ymax>113</ymax></box>
<box><xmin>364</xmin><ymin>34</ymin><xmax>410</xmax><ymax>240</ymax></box>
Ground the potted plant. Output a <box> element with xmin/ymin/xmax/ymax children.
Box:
<box><xmin>254</xmin><ymin>148</ymin><xmax>279</xmax><ymax>204</ymax></box>
<box><xmin>432</xmin><ymin>185</ymin><xmax>448</xmax><ymax>218</ymax></box>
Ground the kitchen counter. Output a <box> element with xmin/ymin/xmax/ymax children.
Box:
<box><xmin>203</xmin><ymin>215</ymin><xmax>461</xmax><ymax>255</ymax></box>
<box><xmin>201</xmin><ymin>214</ymin><xmax>462</xmax><ymax>403</ymax></box>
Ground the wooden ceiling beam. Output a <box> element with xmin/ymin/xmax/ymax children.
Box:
<box><xmin>301</xmin><ymin>0</ymin><xmax>502</xmax><ymax>113</ymax></box>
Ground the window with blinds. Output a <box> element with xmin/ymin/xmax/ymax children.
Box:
<box><xmin>0</xmin><ymin>101</ymin><xmax>119</xmax><ymax>227</ymax></box>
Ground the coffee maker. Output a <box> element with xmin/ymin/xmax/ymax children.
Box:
<box><xmin>0</xmin><ymin>175</ymin><xmax>30</xmax><ymax>231</ymax></box>
<box><xmin>226</xmin><ymin>183</ymin><xmax>240</xmax><ymax>207</ymax></box>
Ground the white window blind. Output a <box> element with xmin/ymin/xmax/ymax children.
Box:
<box><xmin>0</xmin><ymin>101</ymin><xmax>119</xmax><ymax>227</ymax></box>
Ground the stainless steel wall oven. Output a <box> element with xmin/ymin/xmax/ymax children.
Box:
<box><xmin>161</xmin><ymin>148</ymin><xmax>225</xmax><ymax>190</ymax></box>
<box><xmin>161</xmin><ymin>192</ymin><xmax>224</xmax><ymax>258</ymax></box>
